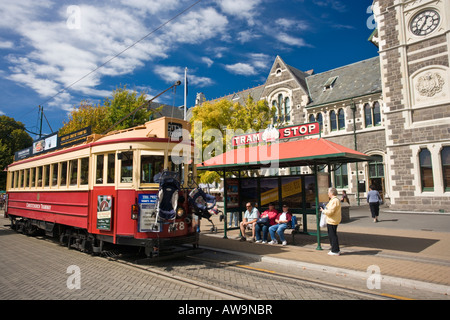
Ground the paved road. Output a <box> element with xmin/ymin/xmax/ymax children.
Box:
<box><xmin>0</xmin><ymin>218</ymin><xmax>382</xmax><ymax>301</ymax></box>
<box><xmin>0</xmin><ymin>226</ymin><xmax>226</xmax><ymax>300</ymax></box>
<box><xmin>2</xmin><ymin>206</ymin><xmax>450</xmax><ymax>304</ymax></box>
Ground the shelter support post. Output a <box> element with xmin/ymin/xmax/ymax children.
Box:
<box><xmin>222</xmin><ymin>170</ymin><xmax>228</xmax><ymax>239</ymax></box>
<box><xmin>314</xmin><ymin>164</ymin><xmax>322</xmax><ymax>250</ymax></box>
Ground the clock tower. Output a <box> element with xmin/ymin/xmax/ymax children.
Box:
<box><xmin>374</xmin><ymin>0</ymin><xmax>450</xmax><ymax>212</ymax></box>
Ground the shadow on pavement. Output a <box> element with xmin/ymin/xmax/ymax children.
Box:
<box><xmin>337</xmin><ymin>232</ymin><xmax>439</xmax><ymax>253</ymax></box>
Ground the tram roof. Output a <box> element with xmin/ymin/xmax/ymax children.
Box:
<box><xmin>9</xmin><ymin>117</ymin><xmax>191</xmax><ymax>168</ymax></box>
<box><xmin>197</xmin><ymin>138</ymin><xmax>374</xmax><ymax>172</ymax></box>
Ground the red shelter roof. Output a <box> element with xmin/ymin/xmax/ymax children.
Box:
<box><xmin>197</xmin><ymin>138</ymin><xmax>373</xmax><ymax>171</ymax></box>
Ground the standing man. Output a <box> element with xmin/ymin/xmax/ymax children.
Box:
<box><xmin>240</xmin><ymin>202</ymin><xmax>259</xmax><ymax>242</ymax></box>
<box><xmin>320</xmin><ymin>188</ymin><xmax>341</xmax><ymax>256</ymax></box>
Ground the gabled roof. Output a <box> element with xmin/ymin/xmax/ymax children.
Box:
<box><xmin>285</xmin><ymin>63</ymin><xmax>313</xmax><ymax>93</ymax></box>
<box><xmin>196</xmin><ymin>55</ymin><xmax>382</xmax><ymax>111</ymax></box>
<box><xmin>305</xmin><ymin>57</ymin><xmax>382</xmax><ymax>108</ymax></box>
<box><xmin>210</xmin><ymin>84</ymin><xmax>265</xmax><ymax>106</ymax></box>
<box><xmin>148</xmin><ymin>101</ymin><xmax>184</xmax><ymax>119</ymax></box>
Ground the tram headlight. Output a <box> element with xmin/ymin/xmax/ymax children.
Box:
<box><xmin>176</xmin><ymin>207</ymin><xmax>185</xmax><ymax>218</ymax></box>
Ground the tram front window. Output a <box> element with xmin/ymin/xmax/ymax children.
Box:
<box><xmin>120</xmin><ymin>151</ymin><xmax>133</xmax><ymax>183</ymax></box>
<box><xmin>141</xmin><ymin>155</ymin><xmax>164</xmax><ymax>183</ymax></box>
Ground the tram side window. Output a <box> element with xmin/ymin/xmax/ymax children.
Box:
<box><xmin>10</xmin><ymin>171</ymin><xmax>13</xmax><ymax>189</ymax></box>
<box><xmin>29</xmin><ymin>168</ymin><xmax>35</xmax><ymax>188</ymax></box>
<box><xmin>36</xmin><ymin>166</ymin><xmax>42</xmax><ymax>187</ymax></box>
<box><xmin>44</xmin><ymin>165</ymin><xmax>50</xmax><ymax>187</ymax></box>
<box><xmin>24</xmin><ymin>169</ymin><xmax>29</xmax><ymax>188</ymax></box>
<box><xmin>51</xmin><ymin>163</ymin><xmax>58</xmax><ymax>187</ymax></box>
<box><xmin>19</xmin><ymin>170</ymin><xmax>24</xmax><ymax>188</ymax></box>
<box><xmin>60</xmin><ymin>161</ymin><xmax>68</xmax><ymax>187</ymax></box>
<box><xmin>80</xmin><ymin>157</ymin><xmax>89</xmax><ymax>185</ymax></box>
<box><xmin>69</xmin><ymin>159</ymin><xmax>78</xmax><ymax>186</ymax></box>
<box><xmin>96</xmin><ymin>155</ymin><xmax>104</xmax><ymax>184</ymax></box>
<box><xmin>120</xmin><ymin>151</ymin><xmax>133</xmax><ymax>183</ymax></box>
<box><xmin>11</xmin><ymin>171</ymin><xmax>16</xmax><ymax>189</ymax></box>
<box><xmin>141</xmin><ymin>155</ymin><xmax>164</xmax><ymax>183</ymax></box>
<box><xmin>107</xmin><ymin>154</ymin><xmax>115</xmax><ymax>184</ymax></box>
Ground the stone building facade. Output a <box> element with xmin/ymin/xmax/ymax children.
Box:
<box><xmin>373</xmin><ymin>0</ymin><xmax>450</xmax><ymax>212</ymax></box>
<box><xmin>193</xmin><ymin>0</ymin><xmax>450</xmax><ymax>212</ymax></box>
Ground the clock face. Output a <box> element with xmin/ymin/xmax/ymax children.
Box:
<box><xmin>410</xmin><ymin>10</ymin><xmax>440</xmax><ymax>36</ymax></box>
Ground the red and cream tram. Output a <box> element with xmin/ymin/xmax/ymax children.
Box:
<box><xmin>4</xmin><ymin>117</ymin><xmax>199</xmax><ymax>257</ymax></box>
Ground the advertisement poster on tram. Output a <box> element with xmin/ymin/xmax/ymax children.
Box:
<box><xmin>138</xmin><ymin>194</ymin><xmax>159</xmax><ymax>232</ymax></box>
<box><xmin>97</xmin><ymin>195</ymin><xmax>112</xmax><ymax>230</ymax></box>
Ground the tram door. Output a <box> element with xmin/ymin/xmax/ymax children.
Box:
<box><xmin>91</xmin><ymin>187</ymin><xmax>116</xmax><ymax>235</ymax></box>
<box><xmin>90</xmin><ymin>153</ymin><xmax>117</xmax><ymax>236</ymax></box>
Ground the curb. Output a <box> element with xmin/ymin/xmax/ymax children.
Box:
<box><xmin>200</xmin><ymin>245</ymin><xmax>450</xmax><ymax>297</ymax></box>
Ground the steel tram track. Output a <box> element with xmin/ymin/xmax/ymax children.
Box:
<box><xmin>108</xmin><ymin>255</ymin><xmax>258</xmax><ymax>300</ymax></box>
<box><xmin>105</xmin><ymin>249</ymin><xmax>395</xmax><ymax>301</ymax></box>
<box><xmin>1</xmin><ymin>221</ymin><xmax>397</xmax><ymax>300</ymax></box>
<box><xmin>185</xmin><ymin>253</ymin><xmax>395</xmax><ymax>300</ymax></box>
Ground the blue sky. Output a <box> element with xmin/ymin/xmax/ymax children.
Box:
<box><xmin>0</xmin><ymin>0</ymin><xmax>378</xmax><ymax>138</ymax></box>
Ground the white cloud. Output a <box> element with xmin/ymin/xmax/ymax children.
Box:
<box><xmin>225</xmin><ymin>63</ymin><xmax>256</xmax><ymax>76</ymax></box>
<box><xmin>3</xmin><ymin>2</ymin><xmax>154</xmax><ymax>100</ymax></box>
<box><xmin>154</xmin><ymin>66</ymin><xmax>213</xmax><ymax>87</ymax></box>
<box><xmin>225</xmin><ymin>53</ymin><xmax>271</xmax><ymax>76</ymax></box>
<box><xmin>0</xmin><ymin>41</ymin><xmax>14</xmax><ymax>49</ymax></box>
<box><xmin>217</xmin><ymin>0</ymin><xmax>261</xmax><ymax>25</ymax></box>
<box><xmin>313</xmin><ymin>0</ymin><xmax>347</xmax><ymax>12</ymax></box>
<box><xmin>237</xmin><ymin>30</ymin><xmax>261</xmax><ymax>44</ymax></box>
<box><xmin>249</xmin><ymin>53</ymin><xmax>271</xmax><ymax>70</ymax></box>
<box><xmin>162</xmin><ymin>7</ymin><xmax>228</xmax><ymax>44</ymax></box>
<box><xmin>120</xmin><ymin>0</ymin><xmax>182</xmax><ymax>15</ymax></box>
<box><xmin>276</xmin><ymin>33</ymin><xmax>309</xmax><ymax>47</ymax></box>
<box><xmin>2</xmin><ymin>1</ymin><xmax>227</xmax><ymax>109</ymax></box>
<box><xmin>275</xmin><ymin>18</ymin><xmax>309</xmax><ymax>31</ymax></box>
<box><xmin>201</xmin><ymin>57</ymin><xmax>214</xmax><ymax>67</ymax></box>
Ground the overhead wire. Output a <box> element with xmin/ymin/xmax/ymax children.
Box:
<box><xmin>40</xmin><ymin>0</ymin><xmax>203</xmax><ymax>107</ymax></box>
<box><xmin>20</xmin><ymin>0</ymin><xmax>204</xmax><ymax>135</ymax></box>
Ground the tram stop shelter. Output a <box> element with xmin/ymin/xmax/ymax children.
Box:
<box><xmin>197</xmin><ymin>128</ymin><xmax>373</xmax><ymax>250</ymax></box>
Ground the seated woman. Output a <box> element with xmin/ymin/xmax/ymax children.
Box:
<box><xmin>255</xmin><ymin>203</ymin><xmax>278</xmax><ymax>243</ymax></box>
<box><xmin>268</xmin><ymin>204</ymin><xmax>292</xmax><ymax>246</ymax></box>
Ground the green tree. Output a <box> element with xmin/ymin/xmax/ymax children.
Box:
<box><xmin>0</xmin><ymin>116</ymin><xmax>33</xmax><ymax>189</ymax></box>
<box><xmin>190</xmin><ymin>95</ymin><xmax>275</xmax><ymax>183</ymax></box>
<box><xmin>60</xmin><ymin>85</ymin><xmax>154</xmax><ymax>135</ymax></box>
<box><xmin>59</xmin><ymin>101</ymin><xmax>109</xmax><ymax>135</ymax></box>
<box><xmin>103</xmin><ymin>86</ymin><xmax>150</xmax><ymax>132</ymax></box>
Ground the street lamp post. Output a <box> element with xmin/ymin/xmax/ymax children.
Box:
<box><xmin>351</xmin><ymin>101</ymin><xmax>360</xmax><ymax>206</ymax></box>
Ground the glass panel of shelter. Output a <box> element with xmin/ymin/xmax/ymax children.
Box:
<box><xmin>224</xmin><ymin>174</ymin><xmax>326</xmax><ymax>233</ymax></box>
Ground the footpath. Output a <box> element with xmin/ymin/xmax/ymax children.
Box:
<box><xmin>198</xmin><ymin>205</ymin><xmax>450</xmax><ymax>297</ymax></box>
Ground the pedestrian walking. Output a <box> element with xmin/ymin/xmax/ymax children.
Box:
<box><xmin>367</xmin><ymin>185</ymin><xmax>382</xmax><ymax>223</ymax></box>
<box><xmin>320</xmin><ymin>187</ymin><xmax>341</xmax><ymax>256</ymax></box>
<box><xmin>341</xmin><ymin>190</ymin><xmax>350</xmax><ymax>204</ymax></box>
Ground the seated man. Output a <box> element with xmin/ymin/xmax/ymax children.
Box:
<box><xmin>239</xmin><ymin>202</ymin><xmax>260</xmax><ymax>242</ymax></box>
<box><xmin>269</xmin><ymin>204</ymin><xmax>292</xmax><ymax>246</ymax></box>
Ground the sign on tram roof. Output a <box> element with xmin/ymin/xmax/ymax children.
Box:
<box><xmin>14</xmin><ymin>126</ymin><xmax>91</xmax><ymax>161</ymax></box>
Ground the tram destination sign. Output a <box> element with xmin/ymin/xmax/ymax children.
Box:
<box><xmin>232</xmin><ymin>122</ymin><xmax>320</xmax><ymax>147</ymax></box>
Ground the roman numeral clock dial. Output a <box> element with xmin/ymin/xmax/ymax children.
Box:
<box><xmin>410</xmin><ymin>10</ymin><xmax>441</xmax><ymax>36</ymax></box>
